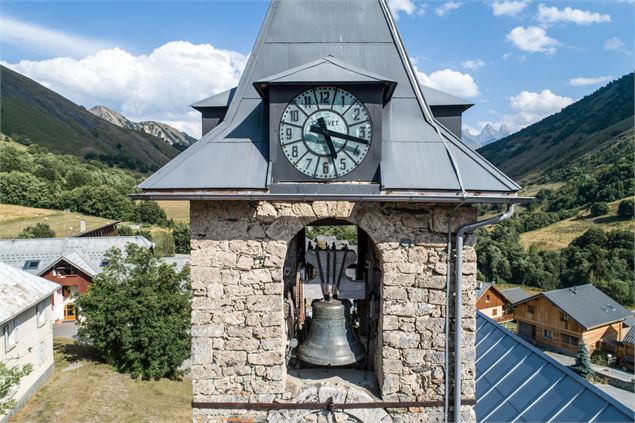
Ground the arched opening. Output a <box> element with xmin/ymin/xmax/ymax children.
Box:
<box><xmin>282</xmin><ymin>218</ymin><xmax>383</xmax><ymax>393</ymax></box>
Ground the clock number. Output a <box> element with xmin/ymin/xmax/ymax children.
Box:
<box><xmin>305</xmin><ymin>158</ymin><xmax>312</xmax><ymax>168</ymax></box>
<box><xmin>319</xmin><ymin>91</ymin><xmax>330</xmax><ymax>104</ymax></box>
<box><xmin>286</xmin><ymin>128</ymin><xmax>292</xmax><ymax>140</ymax></box>
<box><xmin>304</xmin><ymin>96</ymin><xmax>312</xmax><ymax>107</ymax></box>
<box><xmin>353</xmin><ymin>145</ymin><xmax>360</xmax><ymax>156</ymax></box>
<box><xmin>322</xmin><ymin>162</ymin><xmax>329</xmax><ymax>174</ymax></box>
<box><xmin>340</xmin><ymin>95</ymin><xmax>345</xmax><ymax>106</ymax></box>
<box><xmin>353</xmin><ymin>108</ymin><xmax>361</xmax><ymax>121</ymax></box>
<box><xmin>359</xmin><ymin>126</ymin><xmax>366</xmax><ymax>138</ymax></box>
<box><xmin>291</xmin><ymin>146</ymin><xmax>298</xmax><ymax>158</ymax></box>
<box><xmin>290</xmin><ymin>110</ymin><xmax>299</xmax><ymax>122</ymax></box>
<box><xmin>340</xmin><ymin>158</ymin><xmax>346</xmax><ymax>171</ymax></box>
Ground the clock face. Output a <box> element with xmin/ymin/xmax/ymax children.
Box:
<box><xmin>279</xmin><ymin>87</ymin><xmax>372</xmax><ymax>179</ymax></box>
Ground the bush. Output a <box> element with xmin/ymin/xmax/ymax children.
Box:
<box><xmin>18</xmin><ymin>223</ymin><xmax>56</xmax><ymax>239</ymax></box>
<box><xmin>591</xmin><ymin>350</ymin><xmax>608</xmax><ymax>366</ymax></box>
<box><xmin>617</xmin><ymin>199</ymin><xmax>634</xmax><ymax>219</ymax></box>
<box><xmin>77</xmin><ymin>244</ymin><xmax>191</xmax><ymax>380</ymax></box>
<box><xmin>0</xmin><ymin>362</ymin><xmax>32</xmax><ymax>414</ymax></box>
<box><xmin>135</xmin><ymin>201</ymin><xmax>168</xmax><ymax>226</ymax></box>
<box><xmin>63</xmin><ymin>185</ymin><xmax>136</xmax><ymax>221</ymax></box>
<box><xmin>589</xmin><ymin>202</ymin><xmax>609</xmax><ymax>217</ymax></box>
<box><xmin>173</xmin><ymin>223</ymin><xmax>191</xmax><ymax>254</ymax></box>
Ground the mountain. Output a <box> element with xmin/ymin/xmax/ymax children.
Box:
<box><xmin>478</xmin><ymin>73</ymin><xmax>634</xmax><ymax>183</ymax></box>
<box><xmin>89</xmin><ymin>105</ymin><xmax>196</xmax><ymax>148</ymax></box>
<box><xmin>462</xmin><ymin>123</ymin><xmax>510</xmax><ymax>148</ymax></box>
<box><xmin>0</xmin><ymin>66</ymin><xmax>181</xmax><ymax>172</ymax></box>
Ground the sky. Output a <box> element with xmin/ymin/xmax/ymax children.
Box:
<box><xmin>1</xmin><ymin>0</ymin><xmax>633</xmax><ymax>138</ymax></box>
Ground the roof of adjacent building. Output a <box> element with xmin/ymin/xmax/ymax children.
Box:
<box><xmin>475</xmin><ymin>282</ymin><xmax>493</xmax><ymax>301</ymax></box>
<box><xmin>516</xmin><ymin>284</ymin><xmax>632</xmax><ymax>330</ymax></box>
<box><xmin>138</xmin><ymin>0</ymin><xmax>521</xmax><ymax>202</ymax></box>
<box><xmin>623</xmin><ymin>326</ymin><xmax>635</xmax><ymax>345</ymax></box>
<box><xmin>500</xmin><ymin>287</ymin><xmax>531</xmax><ymax>304</ymax></box>
<box><xmin>476</xmin><ymin>312</ymin><xmax>635</xmax><ymax>422</ymax></box>
<box><xmin>192</xmin><ymin>83</ymin><xmax>473</xmax><ymax>110</ymax></box>
<box><xmin>0</xmin><ymin>262</ymin><xmax>60</xmax><ymax>324</ymax></box>
<box><xmin>0</xmin><ymin>237</ymin><xmax>154</xmax><ymax>277</ymax></box>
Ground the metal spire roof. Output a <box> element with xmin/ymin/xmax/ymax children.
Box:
<box><xmin>138</xmin><ymin>0</ymin><xmax>522</xmax><ymax>202</ymax></box>
<box><xmin>476</xmin><ymin>312</ymin><xmax>635</xmax><ymax>422</ymax></box>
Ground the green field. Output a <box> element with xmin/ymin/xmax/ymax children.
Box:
<box><xmin>12</xmin><ymin>339</ymin><xmax>191</xmax><ymax>423</ymax></box>
<box><xmin>157</xmin><ymin>200</ymin><xmax>189</xmax><ymax>223</ymax></box>
<box><xmin>0</xmin><ymin>204</ymin><xmax>114</xmax><ymax>239</ymax></box>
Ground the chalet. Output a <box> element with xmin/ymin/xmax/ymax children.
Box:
<box><xmin>475</xmin><ymin>282</ymin><xmax>529</xmax><ymax>322</ymax></box>
<box><xmin>0</xmin><ymin>263</ymin><xmax>59</xmax><ymax>422</ymax></box>
<box><xmin>513</xmin><ymin>284</ymin><xmax>632</xmax><ymax>355</ymax></box>
<box><xmin>0</xmin><ymin>237</ymin><xmax>153</xmax><ymax>321</ymax></box>
<box><xmin>612</xmin><ymin>314</ymin><xmax>635</xmax><ymax>371</ymax></box>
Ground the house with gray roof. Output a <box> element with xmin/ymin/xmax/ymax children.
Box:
<box><xmin>476</xmin><ymin>312</ymin><xmax>635</xmax><ymax>422</ymax></box>
<box><xmin>513</xmin><ymin>284</ymin><xmax>632</xmax><ymax>355</ymax></box>
<box><xmin>0</xmin><ymin>263</ymin><xmax>60</xmax><ymax>422</ymax></box>
<box><xmin>0</xmin><ymin>236</ymin><xmax>154</xmax><ymax>321</ymax></box>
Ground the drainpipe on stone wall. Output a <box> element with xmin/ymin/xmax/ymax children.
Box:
<box><xmin>453</xmin><ymin>204</ymin><xmax>515</xmax><ymax>423</ymax></box>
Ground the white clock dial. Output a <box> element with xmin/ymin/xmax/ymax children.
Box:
<box><xmin>279</xmin><ymin>86</ymin><xmax>372</xmax><ymax>179</ymax></box>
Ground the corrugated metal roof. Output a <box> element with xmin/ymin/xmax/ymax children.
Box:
<box><xmin>0</xmin><ymin>262</ymin><xmax>60</xmax><ymax>324</ymax></box>
<box><xmin>536</xmin><ymin>285</ymin><xmax>632</xmax><ymax>330</ymax></box>
<box><xmin>476</xmin><ymin>312</ymin><xmax>635</xmax><ymax>422</ymax></box>
<box><xmin>501</xmin><ymin>287</ymin><xmax>530</xmax><ymax>304</ymax></box>
<box><xmin>139</xmin><ymin>0</ymin><xmax>521</xmax><ymax>199</ymax></box>
<box><xmin>623</xmin><ymin>326</ymin><xmax>635</xmax><ymax>345</ymax></box>
<box><xmin>0</xmin><ymin>237</ymin><xmax>154</xmax><ymax>277</ymax></box>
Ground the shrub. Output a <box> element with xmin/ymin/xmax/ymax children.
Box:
<box><xmin>0</xmin><ymin>362</ymin><xmax>32</xmax><ymax>414</ymax></box>
<box><xmin>77</xmin><ymin>244</ymin><xmax>191</xmax><ymax>380</ymax></box>
<box><xmin>589</xmin><ymin>202</ymin><xmax>609</xmax><ymax>217</ymax></box>
<box><xmin>135</xmin><ymin>201</ymin><xmax>168</xmax><ymax>226</ymax></box>
<box><xmin>173</xmin><ymin>223</ymin><xmax>191</xmax><ymax>254</ymax></box>
<box><xmin>18</xmin><ymin>223</ymin><xmax>56</xmax><ymax>239</ymax></box>
<box><xmin>617</xmin><ymin>199</ymin><xmax>634</xmax><ymax>219</ymax></box>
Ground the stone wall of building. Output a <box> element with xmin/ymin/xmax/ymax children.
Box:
<box><xmin>191</xmin><ymin>200</ymin><xmax>478</xmax><ymax>423</ymax></box>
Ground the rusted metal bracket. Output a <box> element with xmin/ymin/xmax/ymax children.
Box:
<box><xmin>192</xmin><ymin>398</ymin><xmax>476</xmax><ymax>411</ymax></box>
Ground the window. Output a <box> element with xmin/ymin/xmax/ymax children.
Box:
<box><xmin>485</xmin><ymin>294</ymin><xmax>491</xmax><ymax>303</ymax></box>
<box><xmin>100</xmin><ymin>260</ymin><xmax>109</xmax><ymax>267</ymax></box>
<box><xmin>560</xmin><ymin>313</ymin><xmax>569</xmax><ymax>322</ymax></box>
<box><xmin>561</xmin><ymin>333</ymin><xmax>579</xmax><ymax>346</ymax></box>
<box><xmin>543</xmin><ymin>329</ymin><xmax>553</xmax><ymax>339</ymax></box>
<box><xmin>492</xmin><ymin>308</ymin><xmax>498</xmax><ymax>316</ymax></box>
<box><xmin>36</xmin><ymin>301</ymin><xmax>48</xmax><ymax>327</ymax></box>
<box><xmin>3</xmin><ymin>320</ymin><xmax>18</xmax><ymax>352</ymax></box>
<box><xmin>23</xmin><ymin>260</ymin><xmax>40</xmax><ymax>270</ymax></box>
<box><xmin>38</xmin><ymin>341</ymin><xmax>46</xmax><ymax>365</ymax></box>
<box><xmin>528</xmin><ymin>305</ymin><xmax>535</xmax><ymax>313</ymax></box>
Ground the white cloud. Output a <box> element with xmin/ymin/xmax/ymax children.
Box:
<box><xmin>461</xmin><ymin>59</ymin><xmax>485</xmax><ymax>70</ymax></box>
<box><xmin>537</xmin><ymin>4</ymin><xmax>611</xmax><ymax>26</ymax></box>
<box><xmin>604</xmin><ymin>37</ymin><xmax>624</xmax><ymax>50</ymax></box>
<box><xmin>435</xmin><ymin>1</ymin><xmax>463</xmax><ymax>17</ymax></box>
<box><xmin>388</xmin><ymin>0</ymin><xmax>426</xmax><ymax>19</ymax></box>
<box><xmin>492</xmin><ymin>1</ymin><xmax>530</xmax><ymax>17</ymax></box>
<box><xmin>0</xmin><ymin>15</ymin><xmax>109</xmax><ymax>57</ymax></box>
<box><xmin>3</xmin><ymin>41</ymin><xmax>248</xmax><ymax>138</ymax></box>
<box><xmin>569</xmin><ymin>75</ymin><xmax>613</xmax><ymax>86</ymax></box>
<box><xmin>506</xmin><ymin>26</ymin><xmax>560</xmax><ymax>54</ymax></box>
<box><xmin>416</xmin><ymin>68</ymin><xmax>480</xmax><ymax>98</ymax></box>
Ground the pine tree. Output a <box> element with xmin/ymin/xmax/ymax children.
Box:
<box><xmin>570</xmin><ymin>341</ymin><xmax>594</xmax><ymax>379</ymax></box>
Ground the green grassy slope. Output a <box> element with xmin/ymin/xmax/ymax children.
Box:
<box><xmin>478</xmin><ymin>73</ymin><xmax>634</xmax><ymax>183</ymax></box>
<box><xmin>0</xmin><ymin>66</ymin><xmax>180</xmax><ymax>172</ymax></box>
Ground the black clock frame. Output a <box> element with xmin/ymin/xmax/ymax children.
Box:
<box><xmin>269</xmin><ymin>84</ymin><xmax>382</xmax><ymax>184</ymax></box>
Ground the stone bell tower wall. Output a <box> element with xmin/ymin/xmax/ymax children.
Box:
<box><xmin>191</xmin><ymin>200</ymin><xmax>478</xmax><ymax>422</ymax></box>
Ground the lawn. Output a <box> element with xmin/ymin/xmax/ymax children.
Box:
<box><xmin>157</xmin><ymin>200</ymin><xmax>190</xmax><ymax>223</ymax></box>
<box><xmin>0</xmin><ymin>204</ymin><xmax>113</xmax><ymax>239</ymax></box>
<box><xmin>520</xmin><ymin>197</ymin><xmax>635</xmax><ymax>250</ymax></box>
<box><xmin>12</xmin><ymin>339</ymin><xmax>192</xmax><ymax>423</ymax></box>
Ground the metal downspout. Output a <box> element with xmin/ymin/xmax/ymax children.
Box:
<box><xmin>453</xmin><ymin>204</ymin><xmax>515</xmax><ymax>423</ymax></box>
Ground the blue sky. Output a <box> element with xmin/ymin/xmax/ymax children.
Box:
<box><xmin>1</xmin><ymin>0</ymin><xmax>633</xmax><ymax>137</ymax></box>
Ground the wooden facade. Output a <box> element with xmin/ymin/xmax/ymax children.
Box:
<box><xmin>514</xmin><ymin>296</ymin><xmax>625</xmax><ymax>355</ymax></box>
<box><xmin>476</xmin><ymin>285</ymin><xmax>513</xmax><ymax>322</ymax></box>
<box><xmin>40</xmin><ymin>260</ymin><xmax>93</xmax><ymax>321</ymax></box>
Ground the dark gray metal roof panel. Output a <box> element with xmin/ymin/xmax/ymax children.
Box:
<box><xmin>476</xmin><ymin>312</ymin><xmax>635</xmax><ymax>422</ymax></box>
<box><xmin>190</xmin><ymin>87</ymin><xmax>236</xmax><ymax>108</ymax></box>
<box><xmin>140</xmin><ymin>0</ymin><xmax>520</xmax><ymax>197</ymax></box>
<box><xmin>475</xmin><ymin>282</ymin><xmax>492</xmax><ymax>300</ymax></box>
<box><xmin>501</xmin><ymin>287</ymin><xmax>530</xmax><ymax>304</ymax></box>
<box><xmin>420</xmin><ymin>85</ymin><xmax>473</xmax><ymax>108</ymax></box>
<box><xmin>542</xmin><ymin>284</ymin><xmax>632</xmax><ymax>330</ymax></box>
<box><xmin>622</xmin><ymin>327</ymin><xmax>635</xmax><ymax>345</ymax></box>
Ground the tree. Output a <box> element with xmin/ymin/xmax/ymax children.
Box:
<box><xmin>173</xmin><ymin>223</ymin><xmax>191</xmax><ymax>254</ymax></box>
<box><xmin>0</xmin><ymin>362</ymin><xmax>32</xmax><ymax>414</ymax></box>
<box><xmin>18</xmin><ymin>223</ymin><xmax>56</xmax><ymax>239</ymax></box>
<box><xmin>135</xmin><ymin>201</ymin><xmax>168</xmax><ymax>226</ymax></box>
<box><xmin>77</xmin><ymin>244</ymin><xmax>191</xmax><ymax>380</ymax></box>
<box><xmin>570</xmin><ymin>341</ymin><xmax>593</xmax><ymax>379</ymax></box>
<box><xmin>617</xmin><ymin>199</ymin><xmax>634</xmax><ymax>219</ymax></box>
<box><xmin>589</xmin><ymin>202</ymin><xmax>609</xmax><ymax>217</ymax></box>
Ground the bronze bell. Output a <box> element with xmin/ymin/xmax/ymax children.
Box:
<box><xmin>297</xmin><ymin>299</ymin><xmax>365</xmax><ymax>366</ymax></box>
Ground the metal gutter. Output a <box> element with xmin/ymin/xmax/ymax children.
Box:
<box><xmin>453</xmin><ymin>204</ymin><xmax>515</xmax><ymax>423</ymax></box>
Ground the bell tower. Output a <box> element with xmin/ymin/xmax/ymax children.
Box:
<box><xmin>136</xmin><ymin>1</ymin><xmax>522</xmax><ymax>422</ymax></box>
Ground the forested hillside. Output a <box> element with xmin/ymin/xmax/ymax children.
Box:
<box><xmin>0</xmin><ymin>66</ymin><xmax>180</xmax><ymax>172</ymax></box>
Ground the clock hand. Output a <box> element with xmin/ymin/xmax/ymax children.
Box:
<box><xmin>317</xmin><ymin>117</ymin><xmax>338</xmax><ymax>159</ymax></box>
<box><xmin>309</xmin><ymin>125</ymin><xmax>370</xmax><ymax>145</ymax></box>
